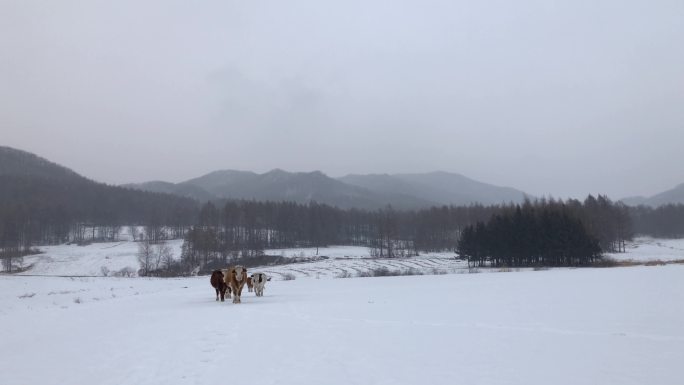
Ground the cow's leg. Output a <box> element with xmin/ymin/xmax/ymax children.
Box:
<box><xmin>215</xmin><ymin>288</ymin><xmax>219</xmax><ymax>301</ymax></box>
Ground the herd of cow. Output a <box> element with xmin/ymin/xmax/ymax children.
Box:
<box><xmin>210</xmin><ymin>266</ymin><xmax>270</xmax><ymax>304</ymax></box>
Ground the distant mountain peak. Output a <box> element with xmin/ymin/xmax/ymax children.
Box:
<box><xmin>620</xmin><ymin>183</ymin><xmax>684</xmax><ymax>207</ymax></box>
<box><xmin>339</xmin><ymin>172</ymin><xmax>529</xmax><ymax>207</ymax></box>
<box><xmin>266</xmin><ymin>168</ymin><xmax>288</xmax><ymax>174</ymax></box>
<box><xmin>1</xmin><ymin>146</ymin><xmax>198</xmax><ymax>227</ymax></box>
<box><xmin>621</xmin><ymin>182</ymin><xmax>684</xmax><ymax>207</ymax></box>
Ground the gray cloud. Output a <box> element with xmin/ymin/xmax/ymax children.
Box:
<box><xmin>1</xmin><ymin>0</ymin><xmax>683</xmax><ymax>199</ymax></box>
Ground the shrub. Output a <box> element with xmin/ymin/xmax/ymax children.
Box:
<box><xmin>591</xmin><ymin>257</ymin><xmax>620</xmax><ymax>267</ymax></box>
<box><xmin>335</xmin><ymin>270</ymin><xmax>353</xmax><ymax>279</ymax></box>
<box><xmin>403</xmin><ymin>267</ymin><xmax>424</xmax><ymax>276</ymax></box>
<box><xmin>358</xmin><ymin>267</ymin><xmax>425</xmax><ymax>277</ymax></box>
<box><xmin>369</xmin><ymin>267</ymin><xmax>393</xmax><ymax>277</ymax></box>
<box><xmin>281</xmin><ymin>272</ymin><xmax>296</xmax><ymax>281</ymax></box>
<box><xmin>113</xmin><ymin>266</ymin><xmax>136</xmax><ymax>277</ymax></box>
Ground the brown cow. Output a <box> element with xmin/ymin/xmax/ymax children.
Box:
<box><xmin>224</xmin><ymin>266</ymin><xmax>248</xmax><ymax>304</ymax></box>
<box><xmin>210</xmin><ymin>270</ymin><xmax>230</xmax><ymax>302</ymax></box>
<box><xmin>246</xmin><ymin>276</ymin><xmax>254</xmax><ymax>292</ymax></box>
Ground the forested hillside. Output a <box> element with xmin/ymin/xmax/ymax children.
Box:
<box><xmin>0</xmin><ymin>147</ymin><xmax>198</xmax><ymax>268</ymax></box>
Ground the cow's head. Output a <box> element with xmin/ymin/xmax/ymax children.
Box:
<box><xmin>232</xmin><ymin>266</ymin><xmax>246</xmax><ymax>282</ymax></box>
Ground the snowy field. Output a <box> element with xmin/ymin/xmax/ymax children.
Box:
<box><xmin>1</xmin><ymin>265</ymin><xmax>683</xmax><ymax>385</ymax></box>
<box><xmin>607</xmin><ymin>236</ymin><xmax>684</xmax><ymax>262</ymax></box>
<box><xmin>19</xmin><ymin>240</ymin><xmax>185</xmax><ymax>277</ymax></box>
<box><xmin>15</xmin><ymin>236</ymin><xmax>684</xmax><ymax>278</ymax></box>
<box><xmin>264</xmin><ymin>245</ymin><xmax>376</xmax><ymax>259</ymax></box>
<box><xmin>18</xmin><ymin>242</ymin><xmax>461</xmax><ymax>278</ymax></box>
<box><xmin>255</xmin><ymin>253</ymin><xmax>464</xmax><ymax>280</ymax></box>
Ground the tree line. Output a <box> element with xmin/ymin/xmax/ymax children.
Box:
<box><xmin>629</xmin><ymin>204</ymin><xmax>684</xmax><ymax>238</ymax></box>
<box><xmin>179</xmin><ymin>195</ymin><xmax>632</xmax><ymax>272</ymax></box>
<box><xmin>457</xmin><ymin>202</ymin><xmax>603</xmax><ymax>267</ymax></box>
<box><xmin>178</xmin><ymin>200</ymin><xmax>500</xmax><ymax>273</ymax></box>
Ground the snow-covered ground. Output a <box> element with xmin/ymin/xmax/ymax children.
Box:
<box><xmin>18</xmin><ymin>241</ymin><xmax>461</xmax><ymax>278</ymax></box>
<box><xmin>267</xmin><ymin>245</ymin><xmax>458</xmax><ymax>259</ymax></box>
<box><xmin>254</xmin><ymin>254</ymin><xmax>464</xmax><ymax>280</ymax></box>
<box><xmin>19</xmin><ymin>240</ymin><xmax>185</xmax><ymax>277</ymax></box>
<box><xmin>17</xmin><ymin>236</ymin><xmax>684</xmax><ymax>278</ymax></box>
<box><xmin>266</xmin><ymin>245</ymin><xmax>374</xmax><ymax>259</ymax></box>
<box><xmin>606</xmin><ymin>236</ymin><xmax>684</xmax><ymax>262</ymax></box>
<box><xmin>262</xmin><ymin>246</ymin><xmax>463</xmax><ymax>279</ymax></box>
<box><xmin>1</xmin><ymin>265</ymin><xmax>683</xmax><ymax>385</ymax></box>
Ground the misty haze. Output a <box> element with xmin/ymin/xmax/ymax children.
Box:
<box><xmin>1</xmin><ymin>1</ymin><xmax>683</xmax><ymax>385</ymax></box>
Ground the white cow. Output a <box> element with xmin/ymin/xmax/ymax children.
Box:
<box><xmin>251</xmin><ymin>273</ymin><xmax>268</xmax><ymax>297</ymax></box>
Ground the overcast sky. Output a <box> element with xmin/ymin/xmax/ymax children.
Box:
<box><xmin>1</xmin><ymin>0</ymin><xmax>683</xmax><ymax>199</ymax></box>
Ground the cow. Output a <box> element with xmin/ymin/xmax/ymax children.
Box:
<box><xmin>246</xmin><ymin>276</ymin><xmax>254</xmax><ymax>292</ymax></box>
<box><xmin>251</xmin><ymin>272</ymin><xmax>268</xmax><ymax>297</ymax></box>
<box><xmin>210</xmin><ymin>270</ymin><xmax>230</xmax><ymax>302</ymax></box>
<box><xmin>225</xmin><ymin>265</ymin><xmax>248</xmax><ymax>304</ymax></box>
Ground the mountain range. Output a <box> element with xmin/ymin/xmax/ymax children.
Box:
<box><xmin>125</xmin><ymin>169</ymin><xmax>531</xmax><ymax>209</ymax></box>
<box><xmin>4</xmin><ymin>145</ymin><xmax>684</xmax><ymax>210</ymax></box>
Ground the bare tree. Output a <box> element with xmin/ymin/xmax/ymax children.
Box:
<box><xmin>109</xmin><ymin>225</ymin><xmax>122</xmax><ymax>241</ymax></box>
<box><xmin>155</xmin><ymin>242</ymin><xmax>174</xmax><ymax>270</ymax></box>
<box><xmin>128</xmin><ymin>226</ymin><xmax>139</xmax><ymax>242</ymax></box>
<box><xmin>144</xmin><ymin>224</ymin><xmax>164</xmax><ymax>244</ymax></box>
<box><xmin>137</xmin><ymin>240</ymin><xmax>154</xmax><ymax>276</ymax></box>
